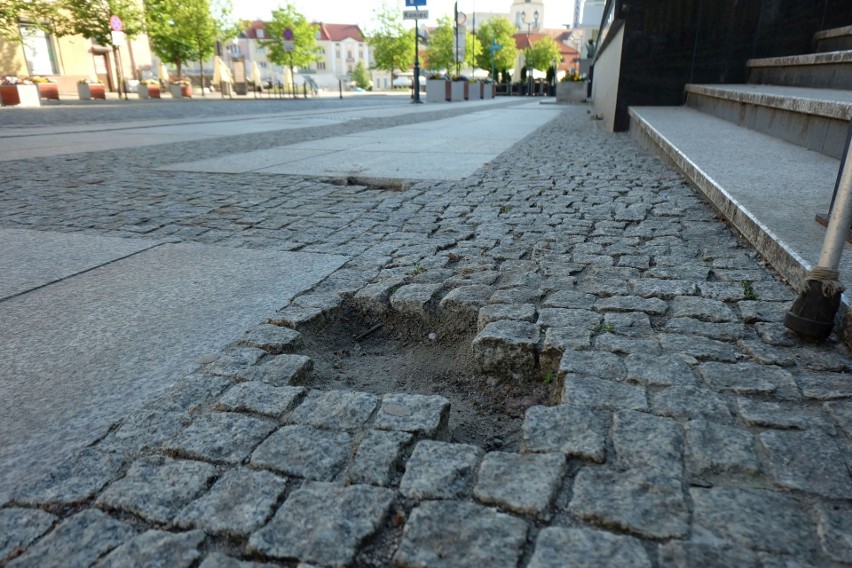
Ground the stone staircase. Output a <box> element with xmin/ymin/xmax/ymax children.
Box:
<box><xmin>629</xmin><ymin>25</ymin><xmax>852</xmax><ymax>342</ymax></box>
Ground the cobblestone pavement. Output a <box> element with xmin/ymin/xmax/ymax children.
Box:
<box><xmin>1</xmin><ymin>99</ymin><xmax>851</xmax><ymax>567</ymax></box>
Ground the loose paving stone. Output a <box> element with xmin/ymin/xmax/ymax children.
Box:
<box><xmin>399</xmin><ymin>440</ymin><xmax>483</xmax><ymax>499</ymax></box>
<box><xmin>353</xmin><ymin>278</ymin><xmax>406</xmax><ymax>314</ymax></box>
<box><xmin>373</xmin><ymin>393</ymin><xmax>450</xmax><ymax>438</ymax></box>
<box><xmin>13</xmin><ymin>448</ymin><xmax>125</xmax><ymax>506</ymax></box>
<box><xmin>814</xmin><ymin>501</ymin><xmax>852</xmax><ymax>563</ymax></box>
<box><xmin>267</xmin><ymin>305</ymin><xmax>325</xmax><ymax>329</ymax></box>
<box><xmin>612</xmin><ymin>410</ymin><xmax>683</xmax><ymax>476</ymax></box>
<box><xmin>663</xmin><ymin>318</ymin><xmax>746</xmax><ymax>341</ymax></box>
<box><xmin>176</xmin><ymin>468</ymin><xmax>288</xmax><ymax>536</ymax></box>
<box><xmin>522</xmin><ymin>404</ymin><xmax>608</xmax><ymax>463</ymax></box>
<box><xmin>251</xmin><ymin>424</ymin><xmax>352</xmax><ymax>481</ymax></box>
<box><xmin>652</xmin><ymin>385</ymin><xmax>734</xmax><ymax>422</ymax></box>
<box><xmin>825</xmin><ymin>400</ymin><xmax>852</xmax><ymax>436</ymax></box>
<box><xmin>98</xmin><ymin>409</ymin><xmax>190</xmax><ymax>454</ymax></box>
<box><xmin>236</xmin><ymin>324</ymin><xmax>302</xmax><ymax>354</ymax></box>
<box><xmin>472</xmin><ymin>320</ymin><xmax>540</xmax><ymax>377</ymax></box>
<box><xmin>7</xmin><ymin>509</ymin><xmax>135</xmax><ymax>568</ymax></box>
<box><xmin>563</xmin><ymin>376</ymin><xmax>648</xmax><ymax>411</ymax></box>
<box><xmin>0</xmin><ymin>508</ymin><xmax>57</xmax><ymax>562</ymax></box>
<box><xmin>234</xmin><ymin>354</ymin><xmax>313</xmax><ymax>386</ymax></box>
<box><xmin>698</xmin><ymin>362</ymin><xmax>800</xmax><ymax>399</ymax></box>
<box><xmin>659</xmin><ymin>334</ymin><xmax>740</xmax><ymax>362</ymax></box>
<box><xmin>292</xmin><ymin>292</ymin><xmax>343</xmax><ymax>313</ymax></box>
<box><xmin>390</xmin><ymin>283</ymin><xmax>443</xmax><ymax>316</ymax></box>
<box><xmin>439</xmin><ymin>285</ymin><xmax>493</xmax><ymax>319</ymax></box>
<box><xmin>569</xmin><ymin>469</ymin><xmax>689</xmax><ymax>539</ymax></box>
<box><xmin>737</xmin><ymin>398</ymin><xmax>836</xmax><ymax>431</ymax></box>
<box><xmin>206</xmin><ymin>348</ymin><xmax>267</xmax><ymax>377</ymax></box>
<box><xmin>657</xmin><ymin>541</ymin><xmax>760</xmax><ymax>568</ymax></box>
<box><xmin>796</xmin><ymin>371</ymin><xmax>852</xmax><ymax>400</ymax></box>
<box><xmin>348</xmin><ymin>430</ymin><xmax>413</xmax><ymax>486</ymax></box>
<box><xmin>476</xmin><ymin>303</ymin><xmax>537</xmax><ymax>331</ymax></box>
<box><xmin>625</xmin><ymin>353</ymin><xmax>699</xmax><ymax>387</ymax></box>
<box><xmin>685</xmin><ymin>419</ymin><xmax>760</xmax><ymax>478</ymax></box>
<box><xmin>198</xmin><ymin>553</ymin><xmax>279</xmax><ymax>568</ymax></box>
<box><xmin>289</xmin><ymin>389</ymin><xmax>379</xmax><ymax>430</ymax></box>
<box><xmin>473</xmin><ymin>451</ymin><xmax>566</xmax><ymax>519</ymax></box>
<box><xmin>162</xmin><ymin>412</ymin><xmax>276</xmax><ymax>464</ymax></box>
<box><xmin>528</xmin><ymin>527</ymin><xmax>652</xmax><ymax>568</ymax></box>
<box><xmin>759</xmin><ymin>430</ymin><xmax>852</xmax><ymax>499</ymax></box>
<box><xmin>540</xmin><ymin>327</ymin><xmax>594</xmax><ymax>367</ymax></box>
<box><xmin>94</xmin><ymin>529</ymin><xmax>205</xmax><ymax>568</ymax></box>
<box><xmin>393</xmin><ymin>500</ymin><xmax>528</xmax><ymax>568</ymax></box>
<box><xmin>215</xmin><ymin>383</ymin><xmax>306</xmax><ymax>417</ymax></box>
<box><xmin>559</xmin><ymin>350</ymin><xmax>627</xmax><ymax>380</ymax></box>
<box><xmin>670</xmin><ymin>296</ymin><xmax>737</xmax><ymax>322</ymax></box>
<box><xmin>690</xmin><ymin>487</ymin><xmax>814</xmax><ymax>555</ymax></box>
<box><xmin>96</xmin><ymin>456</ymin><xmax>217</xmax><ymax>525</ymax></box>
<box><xmin>248</xmin><ymin>482</ymin><xmax>394</xmax><ymax>566</ymax></box>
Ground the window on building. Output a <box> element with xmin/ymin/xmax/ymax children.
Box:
<box><xmin>347</xmin><ymin>63</ymin><xmax>353</xmax><ymax>73</ymax></box>
<box><xmin>347</xmin><ymin>49</ymin><xmax>353</xmax><ymax>60</ymax></box>
<box><xmin>256</xmin><ymin>29</ymin><xmax>265</xmax><ymax>39</ymax></box>
<box><xmin>317</xmin><ymin>62</ymin><xmax>326</xmax><ymax>70</ymax></box>
<box><xmin>336</xmin><ymin>49</ymin><xmax>341</xmax><ymax>59</ymax></box>
<box><xmin>19</xmin><ymin>25</ymin><xmax>57</xmax><ymax>75</ymax></box>
<box><xmin>256</xmin><ymin>46</ymin><xmax>266</xmax><ymax>54</ymax></box>
<box><xmin>259</xmin><ymin>61</ymin><xmax>267</xmax><ymax>68</ymax></box>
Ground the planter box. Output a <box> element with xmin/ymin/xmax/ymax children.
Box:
<box><xmin>169</xmin><ymin>84</ymin><xmax>192</xmax><ymax>98</ymax></box>
<box><xmin>0</xmin><ymin>84</ymin><xmax>40</xmax><ymax>107</ymax></box>
<box><xmin>77</xmin><ymin>83</ymin><xmax>105</xmax><ymax>100</ymax></box>
<box><xmin>425</xmin><ymin>80</ymin><xmax>448</xmax><ymax>102</ymax></box>
<box><xmin>483</xmin><ymin>84</ymin><xmax>495</xmax><ymax>99</ymax></box>
<box><xmin>137</xmin><ymin>84</ymin><xmax>161</xmax><ymax>99</ymax></box>
<box><xmin>37</xmin><ymin>83</ymin><xmax>59</xmax><ymax>101</ymax></box>
<box><xmin>450</xmin><ymin>81</ymin><xmax>465</xmax><ymax>101</ymax></box>
<box><xmin>556</xmin><ymin>81</ymin><xmax>587</xmax><ymax>103</ymax></box>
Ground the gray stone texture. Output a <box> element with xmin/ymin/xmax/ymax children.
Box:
<box><xmin>796</xmin><ymin>371</ymin><xmax>852</xmax><ymax>400</ymax></box>
<box><xmin>699</xmin><ymin>361</ymin><xmax>800</xmax><ymax>399</ymax></box>
<box><xmin>472</xmin><ymin>319</ymin><xmax>540</xmax><ymax>377</ymax></box>
<box><xmin>658</xmin><ymin>334</ymin><xmax>739</xmax><ymax>362</ymax></box>
<box><xmin>234</xmin><ymin>354</ymin><xmax>313</xmax><ymax>386</ymax></box>
<box><xmin>685</xmin><ymin>419</ymin><xmax>760</xmax><ymax>477</ymax></box>
<box><xmin>198</xmin><ymin>553</ymin><xmax>280</xmax><ymax>568</ymax></box>
<box><xmin>400</xmin><ymin>441</ymin><xmax>484</xmax><ymax>499</ymax></box>
<box><xmin>563</xmin><ymin>375</ymin><xmax>648</xmax><ymax>411</ymax></box>
<box><xmin>737</xmin><ymin>397</ymin><xmax>835</xmax><ymax>431</ymax></box>
<box><xmin>670</xmin><ymin>296</ymin><xmax>737</xmax><ymax>322</ymax></box>
<box><xmin>251</xmin><ymin>425</ymin><xmax>352</xmax><ymax>481</ymax></box>
<box><xmin>373</xmin><ymin>393</ymin><xmax>450</xmax><ymax>438</ymax></box>
<box><xmin>289</xmin><ymin>389</ymin><xmax>378</xmax><ymax>430</ymax></box>
<box><xmin>13</xmin><ymin>448</ymin><xmax>125</xmax><ymax>506</ymax></box>
<box><xmin>652</xmin><ymin>385</ymin><xmax>734</xmax><ymax>422</ymax></box>
<box><xmin>569</xmin><ymin>469</ymin><xmax>689</xmax><ymax>539</ymax></box>
<box><xmin>559</xmin><ymin>350</ymin><xmax>626</xmax><ymax>380</ymax></box>
<box><xmin>7</xmin><ymin>510</ymin><xmax>135</xmax><ymax>568</ymax></box>
<box><xmin>248</xmin><ymin>482</ymin><xmax>394</xmax><ymax>566</ymax></box>
<box><xmin>96</xmin><ymin>456</ymin><xmax>217</xmax><ymax>524</ymax></box>
<box><xmin>390</xmin><ymin>283</ymin><xmax>443</xmax><ymax>316</ymax></box>
<box><xmin>625</xmin><ymin>353</ymin><xmax>698</xmax><ymax>387</ymax></box>
<box><xmin>612</xmin><ymin>410</ymin><xmax>683</xmax><ymax>477</ymax></box>
<box><xmin>814</xmin><ymin>501</ymin><xmax>852</xmax><ymax>563</ymax></box>
<box><xmin>236</xmin><ymin>324</ymin><xmax>302</xmax><ymax>354</ymax></box>
<box><xmin>162</xmin><ymin>412</ymin><xmax>276</xmax><ymax>464</ymax></box>
<box><xmin>522</xmin><ymin>404</ymin><xmax>608</xmax><ymax>463</ymax></box>
<box><xmin>529</xmin><ymin>527</ymin><xmax>652</xmax><ymax>568</ymax></box>
<box><xmin>348</xmin><ymin>430</ymin><xmax>413</xmax><ymax>486</ymax></box>
<box><xmin>94</xmin><ymin>529</ymin><xmax>205</xmax><ymax>568</ymax></box>
<box><xmin>657</xmin><ymin>541</ymin><xmax>760</xmax><ymax>568</ymax></box>
<box><xmin>477</xmin><ymin>303</ymin><xmax>537</xmax><ymax>331</ymax></box>
<box><xmin>0</xmin><ymin>508</ymin><xmax>57</xmax><ymax>562</ymax></box>
<box><xmin>473</xmin><ymin>451</ymin><xmax>566</xmax><ymax>519</ymax></box>
<box><xmin>176</xmin><ymin>468</ymin><xmax>288</xmax><ymax>536</ymax></box>
<box><xmin>593</xmin><ymin>296</ymin><xmax>668</xmax><ymax>315</ymax></box>
<box><xmin>759</xmin><ymin>430</ymin><xmax>852</xmax><ymax>498</ymax></box>
<box><xmin>393</xmin><ymin>500</ymin><xmax>528</xmax><ymax>568</ymax></box>
<box><xmin>98</xmin><ymin>409</ymin><xmax>190</xmax><ymax>454</ymax></box>
<box><xmin>215</xmin><ymin>383</ymin><xmax>306</xmax><ymax>417</ymax></box>
<box><xmin>825</xmin><ymin>399</ymin><xmax>852</xmax><ymax>436</ymax></box>
<box><xmin>439</xmin><ymin>285</ymin><xmax>493</xmax><ymax>319</ymax></box>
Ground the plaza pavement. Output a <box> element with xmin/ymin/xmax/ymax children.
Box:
<box><xmin>0</xmin><ymin>95</ymin><xmax>850</xmax><ymax>567</ymax></box>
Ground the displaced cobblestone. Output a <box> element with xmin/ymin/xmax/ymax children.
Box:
<box><xmin>162</xmin><ymin>412</ymin><xmax>276</xmax><ymax>464</ymax></box>
<box><xmin>373</xmin><ymin>393</ymin><xmax>450</xmax><ymax>438</ymax></box>
<box><xmin>347</xmin><ymin>430</ymin><xmax>413</xmax><ymax>486</ymax></box>
<box><xmin>215</xmin><ymin>383</ymin><xmax>306</xmax><ymax>417</ymax></box>
<box><xmin>473</xmin><ymin>451</ymin><xmax>566</xmax><ymax>519</ymax></box>
<box><xmin>529</xmin><ymin>527</ymin><xmax>652</xmax><ymax>568</ymax></box>
<box><xmin>288</xmin><ymin>389</ymin><xmax>378</xmax><ymax>431</ymax></box>
<box><xmin>522</xmin><ymin>404</ymin><xmax>608</xmax><ymax>462</ymax></box>
<box><xmin>250</xmin><ymin>425</ymin><xmax>352</xmax><ymax>481</ymax></box>
<box><xmin>400</xmin><ymin>440</ymin><xmax>483</xmax><ymax>499</ymax></box>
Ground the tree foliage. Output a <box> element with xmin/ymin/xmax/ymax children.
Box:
<box><xmin>145</xmin><ymin>0</ymin><xmax>199</xmax><ymax>78</ymax></box>
<box><xmin>424</xmin><ymin>15</ymin><xmax>479</xmax><ymax>74</ymax></box>
<box><xmin>366</xmin><ymin>3</ymin><xmax>413</xmax><ymax>80</ymax></box>
<box><xmin>474</xmin><ymin>17</ymin><xmax>517</xmax><ymax>78</ymax></box>
<box><xmin>53</xmin><ymin>0</ymin><xmax>144</xmax><ymax>46</ymax></box>
<box><xmin>526</xmin><ymin>35</ymin><xmax>560</xmax><ymax>71</ymax></box>
<box><xmin>262</xmin><ymin>3</ymin><xmax>319</xmax><ymax>72</ymax></box>
<box><xmin>351</xmin><ymin>60</ymin><xmax>370</xmax><ymax>89</ymax></box>
<box><xmin>0</xmin><ymin>0</ymin><xmax>58</xmax><ymax>42</ymax></box>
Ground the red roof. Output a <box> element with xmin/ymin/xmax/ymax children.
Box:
<box><xmin>315</xmin><ymin>23</ymin><xmax>364</xmax><ymax>42</ymax></box>
<box><xmin>243</xmin><ymin>20</ymin><xmax>267</xmax><ymax>40</ymax></box>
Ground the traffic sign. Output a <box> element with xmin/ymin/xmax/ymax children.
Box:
<box><xmin>282</xmin><ymin>40</ymin><xmax>295</xmax><ymax>52</ymax></box>
<box><xmin>283</xmin><ymin>28</ymin><xmax>293</xmax><ymax>40</ymax></box>
<box><xmin>110</xmin><ymin>30</ymin><xmax>125</xmax><ymax>46</ymax></box>
<box><xmin>109</xmin><ymin>15</ymin><xmax>123</xmax><ymax>32</ymax></box>
<box><xmin>403</xmin><ymin>10</ymin><xmax>428</xmax><ymax>19</ymax></box>
<box><xmin>405</xmin><ymin>0</ymin><xmax>426</xmax><ymax>6</ymax></box>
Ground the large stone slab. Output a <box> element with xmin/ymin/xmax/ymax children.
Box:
<box><xmin>0</xmin><ymin>241</ymin><xmax>345</xmax><ymax>500</ymax></box>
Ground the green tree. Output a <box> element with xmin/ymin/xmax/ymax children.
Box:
<box><xmin>351</xmin><ymin>60</ymin><xmax>370</xmax><ymax>89</ymax></box>
<box><xmin>526</xmin><ymin>35</ymin><xmax>560</xmax><ymax>72</ymax></box>
<box><xmin>262</xmin><ymin>3</ymin><xmax>319</xmax><ymax>88</ymax></box>
<box><xmin>474</xmin><ymin>17</ymin><xmax>517</xmax><ymax>79</ymax></box>
<box><xmin>425</xmin><ymin>15</ymin><xmax>479</xmax><ymax>75</ymax></box>
<box><xmin>366</xmin><ymin>4</ymin><xmax>413</xmax><ymax>82</ymax></box>
<box><xmin>0</xmin><ymin>0</ymin><xmax>58</xmax><ymax>42</ymax></box>
<box><xmin>54</xmin><ymin>0</ymin><xmax>144</xmax><ymax>47</ymax></box>
<box><xmin>144</xmin><ymin>0</ymin><xmax>194</xmax><ymax>79</ymax></box>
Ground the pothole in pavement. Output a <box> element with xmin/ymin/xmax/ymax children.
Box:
<box><xmin>294</xmin><ymin>306</ymin><xmax>558</xmax><ymax>452</ymax></box>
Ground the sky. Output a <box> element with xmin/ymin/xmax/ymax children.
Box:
<box><xmin>233</xmin><ymin>0</ymin><xmax>579</xmax><ymax>32</ymax></box>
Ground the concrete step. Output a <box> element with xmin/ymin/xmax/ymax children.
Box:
<box><xmin>684</xmin><ymin>84</ymin><xmax>852</xmax><ymax>159</ymax></box>
<box><xmin>747</xmin><ymin>50</ymin><xmax>852</xmax><ymax>90</ymax></box>
<box><xmin>814</xmin><ymin>25</ymin><xmax>852</xmax><ymax>53</ymax></box>
<box><xmin>628</xmin><ymin>105</ymin><xmax>851</xmax><ymax>334</ymax></box>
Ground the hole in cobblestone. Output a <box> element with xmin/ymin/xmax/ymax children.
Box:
<box><xmin>296</xmin><ymin>307</ymin><xmax>557</xmax><ymax>452</ymax></box>
<box><xmin>322</xmin><ymin>175</ymin><xmax>410</xmax><ymax>192</ymax></box>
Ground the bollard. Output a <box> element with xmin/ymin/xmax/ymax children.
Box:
<box><xmin>339</xmin><ymin>79</ymin><xmax>343</xmax><ymax>99</ymax></box>
<box><xmin>785</xmin><ymin>129</ymin><xmax>852</xmax><ymax>340</ymax></box>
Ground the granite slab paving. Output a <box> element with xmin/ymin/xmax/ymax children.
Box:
<box><xmin>0</xmin><ymin>98</ymin><xmax>850</xmax><ymax>567</ymax></box>
<box><xmin>0</xmin><ymin>241</ymin><xmax>345</xmax><ymax>502</ymax></box>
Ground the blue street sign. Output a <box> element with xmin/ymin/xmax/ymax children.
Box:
<box><xmin>405</xmin><ymin>0</ymin><xmax>426</xmax><ymax>6</ymax></box>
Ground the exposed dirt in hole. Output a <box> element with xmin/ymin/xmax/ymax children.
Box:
<box><xmin>297</xmin><ymin>309</ymin><xmax>556</xmax><ymax>452</ymax></box>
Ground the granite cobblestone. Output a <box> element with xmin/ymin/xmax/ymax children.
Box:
<box><xmin>3</xmin><ymin>101</ymin><xmax>850</xmax><ymax>566</ymax></box>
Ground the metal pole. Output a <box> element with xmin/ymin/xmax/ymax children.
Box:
<box><xmin>413</xmin><ymin>18</ymin><xmax>422</xmax><ymax>103</ymax></box>
<box><xmin>339</xmin><ymin>79</ymin><xmax>343</xmax><ymax>99</ymax></box>
<box><xmin>784</xmin><ymin>133</ymin><xmax>852</xmax><ymax>340</ymax></box>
